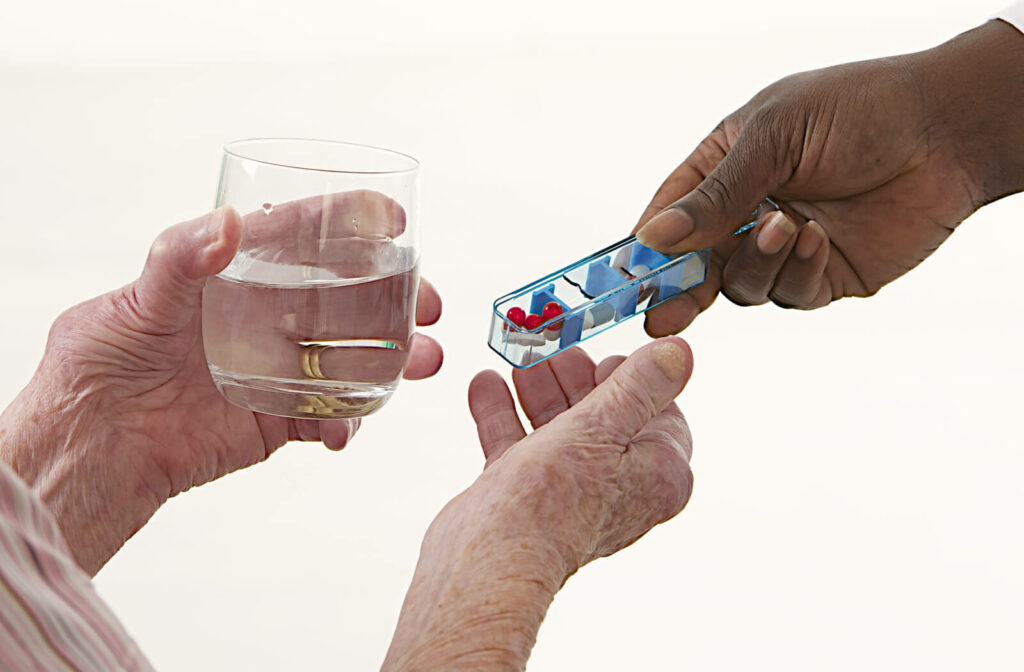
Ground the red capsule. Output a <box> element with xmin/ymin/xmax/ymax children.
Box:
<box><xmin>505</xmin><ymin>306</ymin><xmax>527</xmax><ymax>328</ymax></box>
<box><xmin>542</xmin><ymin>302</ymin><xmax>563</xmax><ymax>320</ymax></box>
<box><xmin>525</xmin><ymin>313</ymin><xmax>544</xmax><ymax>331</ymax></box>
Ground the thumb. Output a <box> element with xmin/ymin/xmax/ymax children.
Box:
<box><xmin>568</xmin><ymin>337</ymin><xmax>693</xmax><ymax>444</ymax></box>
<box><xmin>636</xmin><ymin>120</ymin><xmax>786</xmax><ymax>254</ymax></box>
<box><xmin>131</xmin><ymin>206</ymin><xmax>243</xmax><ymax>332</ymax></box>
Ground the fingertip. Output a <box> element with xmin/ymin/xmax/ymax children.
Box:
<box><xmin>795</xmin><ymin>219</ymin><xmax>827</xmax><ymax>260</ymax></box>
<box><xmin>754</xmin><ymin>211</ymin><xmax>797</xmax><ymax>256</ymax></box>
<box><xmin>469</xmin><ymin>369</ymin><xmax>504</xmax><ymax>400</ymax></box>
<box><xmin>632</xmin><ymin>202</ymin><xmax>664</xmax><ymax>234</ymax></box>
<box><xmin>218</xmin><ymin>205</ymin><xmax>244</xmax><ymax>245</ymax></box>
<box><xmin>322</xmin><ymin>418</ymin><xmax>360</xmax><ymax>451</ymax></box>
<box><xmin>415</xmin><ymin>277</ymin><xmax>442</xmax><ymax>326</ymax></box>
<box><xmin>635</xmin><ymin>207</ymin><xmax>694</xmax><ymax>252</ymax></box>
<box><xmin>649</xmin><ymin>337</ymin><xmax>693</xmax><ymax>384</ymax></box>
<box><xmin>403</xmin><ymin>333</ymin><xmax>443</xmax><ymax>380</ymax></box>
<box><xmin>468</xmin><ymin>369</ymin><xmax>513</xmax><ymax>419</ymax></box>
<box><xmin>200</xmin><ymin>206</ymin><xmax>243</xmax><ymax>277</ymax></box>
<box><xmin>644</xmin><ymin>299</ymin><xmax>697</xmax><ymax>338</ymax></box>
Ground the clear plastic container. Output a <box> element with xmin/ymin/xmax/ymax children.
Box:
<box><xmin>487</xmin><ymin>200</ymin><xmax>778</xmax><ymax>368</ymax></box>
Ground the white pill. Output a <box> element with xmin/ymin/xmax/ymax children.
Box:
<box><xmin>586</xmin><ymin>303</ymin><xmax>615</xmax><ymax>329</ymax></box>
<box><xmin>612</xmin><ymin>247</ymin><xmax>632</xmax><ymax>273</ymax></box>
<box><xmin>517</xmin><ymin>332</ymin><xmax>546</xmax><ymax>347</ymax></box>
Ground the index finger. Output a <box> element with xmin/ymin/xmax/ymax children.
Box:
<box><xmin>236</xmin><ymin>190</ymin><xmax>410</xmax><ymax>278</ymax></box>
<box><xmin>244</xmin><ymin>189</ymin><xmax>407</xmax><ymax>245</ymax></box>
<box><xmin>415</xmin><ymin>277</ymin><xmax>442</xmax><ymax>326</ymax></box>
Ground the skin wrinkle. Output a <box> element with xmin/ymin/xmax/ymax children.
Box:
<box><xmin>386</xmin><ymin>509</ymin><xmax>564</xmax><ymax>671</ymax></box>
<box><xmin>15</xmin><ymin>336</ymin><xmax>192</xmax><ymax>570</ymax></box>
<box><xmin>122</xmin><ymin>284</ymin><xmax>185</xmax><ymax>339</ymax></box>
<box><xmin>605</xmin><ymin>375</ymin><xmax>659</xmax><ymax>434</ymax></box>
<box><xmin>901</xmin><ymin>45</ymin><xmax>978</xmax><ymax>208</ymax></box>
<box><xmin>386</xmin><ymin>343</ymin><xmax>694</xmax><ymax>671</ymax></box>
<box><xmin>693</xmin><ymin>174</ymin><xmax>733</xmax><ymax>214</ymax></box>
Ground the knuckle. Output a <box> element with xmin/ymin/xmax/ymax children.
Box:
<box><xmin>747</xmin><ymin>105</ymin><xmax>804</xmax><ymax>170</ymax></box>
<box><xmin>46</xmin><ymin>300</ymin><xmax>95</xmax><ymax>349</ymax></box>
<box><xmin>611</xmin><ymin>370</ymin><xmax>657</xmax><ymax>416</ymax></box>
<box><xmin>563</xmin><ymin>406</ymin><xmax>616</xmax><ymax>443</ymax></box>
<box><xmin>148</xmin><ymin>228</ymin><xmax>175</xmax><ymax>263</ymax></box>
<box><xmin>692</xmin><ymin>173</ymin><xmax>733</xmax><ymax>212</ymax></box>
<box><xmin>721</xmin><ymin>281</ymin><xmax>769</xmax><ymax>307</ymax></box>
<box><xmin>652</xmin><ymin>454</ymin><xmax>693</xmax><ymax>522</ymax></box>
<box><xmin>768</xmin><ymin>285</ymin><xmax>807</xmax><ymax>309</ymax></box>
<box><xmin>46</xmin><ymin>307</ymin><xmax>75</xmax><ymax>348</ymax></box>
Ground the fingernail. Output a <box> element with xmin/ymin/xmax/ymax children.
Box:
<box><xmin>200</xmin><ymin>208</ymin><xmax>228</xmax><ymax>249</ymax></box>
<box><xmin>209</xmin><ymin>207</ymin><xmax>230</xmax><ymax>233</ymax></box>
<box><xmin>795</xmin><ymin>220</ymin><xmax>826</xmax><ymax>260</ymax></box>
<box><xmin>636</xmin><ymin>208</ymin><xmax>695</xmax><ymax>250</ymax></box>
<box><xmin>651</xmin><ymin>340</ymin><xmax>687</xmax><ymax>380</ymax></box>
<box><xmin>755</xmin><ymin>211</ymin><xmax>796</xmax><ymax>255</ymax></box>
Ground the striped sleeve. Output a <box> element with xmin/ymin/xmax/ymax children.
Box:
<box><xmin>997</xmin><ymin>1</ymin><xmax>1024</xmax><ymax>32</ymax></box>
<box><xmin>0</xmin><ymin>460</ymin><xmax>154</xmax><ymax>671</ymax></box>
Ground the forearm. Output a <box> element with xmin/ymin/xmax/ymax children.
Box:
<box><xmin>0</xmin><ymin>377</ymin><xmax>165</xmax><ymax>575</ymax></box>
<box><xmin>910</xmin><ymin>19</ymin><xmax>1024</xmax><ymax>206</ymax></box>
<box><xmin>382</xmin><ymin>495</ymin><xmax>569</xmax><ymax>672</ymax></box>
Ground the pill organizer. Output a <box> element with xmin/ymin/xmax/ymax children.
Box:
<box><xmin>487</xmin><ymin>200</ymin><xmax>778</xmax><ymax>368</ymax></box>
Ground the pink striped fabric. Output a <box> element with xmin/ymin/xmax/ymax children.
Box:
<box><xmin>0</xmin><ymin>461</ymin><xmax>153</xmax><ymax>671</ymax></box>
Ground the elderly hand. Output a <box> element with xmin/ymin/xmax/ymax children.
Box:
<box><xmin>0</xmin><ymin>198</ymin><xmax>443</xmax><ymax>575</ymax></box>
<box><xmin>632</xmin><ymin>20</ymin><xmax>1024</xmax><ymax>335</ymax></box>
<box><xmin>384</xmin><ymin>339</ymin><xmax>693</xmax><ymax>672</ymax></box>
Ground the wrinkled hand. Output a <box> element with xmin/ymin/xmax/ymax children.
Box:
<box><xmin>466</xmin><ymin>340</ymin><xmax>693</xmax><ymax>568</ymax></box>
<box><xmin>633</xmin><ymin>20</ymin><xmax>1024</xmax><ymax>335</ymax></box>
<box><xmin>384</xmin><ymin>339</ymin><xmax>692</xmax><ymax>671</ymax></box>
<box><xmin>0</xmin><ymin>197</ymin><xmax>442</xmax><ymax>575</ymax></box>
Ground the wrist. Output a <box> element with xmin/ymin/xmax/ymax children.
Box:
<box><xmin>911</xmin><ymin>20</ymin><xmax>1024</xmax><ymax>206</ymax></box>
<box><xmin>383</xmin><ymin>486</ymin><xmax>570</xmax><ymax>672</ymax></box>
<box><xmin>0</xmin><ymin>374</ymin><xmax>167</xmax><ymax>575</ymax></box>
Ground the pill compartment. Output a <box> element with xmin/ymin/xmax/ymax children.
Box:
<box><xmin>487</xmin><ymin>238</ymin><xmax>710</xmax><ymax>368</ymax></box>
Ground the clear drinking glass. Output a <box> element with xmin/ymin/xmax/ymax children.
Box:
<box><xmin>202</xmin><ymin>138</ymin><xmax>420</xmax><ymax>419</ymax></box>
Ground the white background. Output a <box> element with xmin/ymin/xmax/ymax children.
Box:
<box><xmin>2</xmin><ymin>1</ymin><xmax>1023</xmax><ymax>670</ymax></box>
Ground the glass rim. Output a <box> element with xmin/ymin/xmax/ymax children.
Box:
<box><xmin>223</xmin><ymin>137</ymin><xmax>420</xmax><ymax>176</ymax></box>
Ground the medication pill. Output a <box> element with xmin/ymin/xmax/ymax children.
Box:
<box><xmin>629</xmin><ymin>264</ymin><xmax>651</xmax><ymax>278</ymax></box>
<box><xmin>505</xmin><ymin>306</ymin><xmax>527</xmax><ymax>328</ymax></box>
<box><xmin>517</xmin><ymin>331</ymin><xmax>547</xmax><ymax>347</ymax></box>
<box><xmin>542</xmin><ymin>301</ymin><xmax>563</xmax><ymax>321</ymax></box>
<box><xmin>583</xmin><ymin>302</ymin><xmax>615</xmax><ymax>330</ymax></box>
<box><xmin>612</xmin><ymin>246</ymin><xmax>632</xmax><ymax>273</ymax></box>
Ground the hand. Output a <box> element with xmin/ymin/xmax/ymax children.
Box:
<box><xmin>384</xmin><ymin>339</ymin><xmax>693</xmax><ymax>671</ymax></box>
<box><xmin>0</xmin><ymin>197</ymin><xmax>443</xmax><ymax>575</ymax></box>
<box><xmin>633</xmin><ymin>20</ymin><xmax>1024</xmax><ymax>335</ymax></box>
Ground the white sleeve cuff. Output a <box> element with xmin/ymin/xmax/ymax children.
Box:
<box><xmin>996</xmin><ymin>1</ymin><xmax>1024</xmax><ymax>33</ymax></box>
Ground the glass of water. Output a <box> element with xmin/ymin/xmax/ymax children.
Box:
<box><xmin>202</xmin><ymin>138</ymin><xmax>420</xmax><ymax>419</ymax></box>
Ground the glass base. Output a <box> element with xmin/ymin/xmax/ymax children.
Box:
<box><xmin>210</xmin><ymin>366</ymin><xmax>397</xmax><ymax>419</ymax></box>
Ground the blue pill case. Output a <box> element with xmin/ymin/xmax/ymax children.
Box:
<box><xmin>487</xmin><ymin>201</ymin><xmax>778</xmax><ymax>368</ymax></box>
<box><xmin>486</xmin><ymin>237</ymin><xmax>708</xmax><ymax>368</ymax></box>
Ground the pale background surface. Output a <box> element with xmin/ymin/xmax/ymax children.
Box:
<box><xmin>2</xmin><ymin>1</ymin><xmax>1022</xmax><ymax>670</ymax></box>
